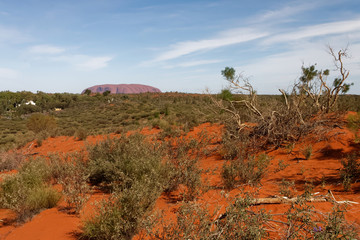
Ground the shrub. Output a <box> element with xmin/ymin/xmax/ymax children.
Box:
<box><xmin>340</xmin><ymin>152</ymin><xmax>360</xmax><ymax>191</ymax></box>
<box><xmin>163</xmin><ymin>138</ymin><xmax>203</xmax><ymax>201</ymax></box>
<box><xmin>86</xmin><ymin>133</ymin><xmax>165</xmax><ymax>191</ymax></box>
<box><xmin>26</xmin><ymin>113</ymin><xmax>57</xmax><ymax>134</ymax></box>
<box><xmin>148</xmin><ymin>193</ymin><xmax>269</xmax><ymax>239</ymax></box>
<box><xmin>49</xmin><ymin>153</ymin><xmax>90</xmax><ymax>214</ymax></box>
<box><xmin>0</xmin><ymin>150</ymin><xmax>26</xmax><ymax>172</ymax></box>
<box><xmin>74</xmin><ymin>127</ymin><xmax>88</xmax><ymax>141</ymax></box>
<box><xmin>0</xmin><ymin>158</ymin><xmax>60</xmax><ymax>222</ymax></box>
<box><xmin>82</xmin><ymin>177</ymin><xmax>162</xmax><ymax>240</ymax></box>
<box><xmin>221</xmin><ymin>154</ymin><xmax>270</xmax><ymax>189</ymax></box>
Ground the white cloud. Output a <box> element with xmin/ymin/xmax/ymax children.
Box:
<box><xmin>151</xmin><ymin>28</ymin><xmax>268</xmax><ymax>62</ymax></box>
<box><xmin>28</xmin><ymin>44</ymin><xmax>65</xmax><ymax>54</ymax></box>
<box><xmin>0</xmin><ymin>68</ymin><xmax>19</xmax><ymax>79</ymax></box>
<box><xmin>163</xmin><ymin>59</ymin><xmax>223</xmax><ymax>69</ymax></box>
<box><xmin>264</xmin><ymin>18</ymin><xmax>360</xmax><ymax>45</ymax></box>
<box><xmin>0</xmin><ymin>25</ymin><xmax>29</xmax><ymax>43</ymax></box>
<box><xmin>51</xmin><ymin>54</ymin><xmax>113</xmax><ymax>70</ymax></box>
<box><xmin>253</xmin><ymin>1</ymin><xmax>318</xmax><ymax>24</ymax></box>
<box><xmin>77</xmin><ymin>56</ymin><xmax>113</xmax><ymax>70</ymax></box>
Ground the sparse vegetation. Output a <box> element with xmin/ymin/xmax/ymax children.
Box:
<box><xmin>0</xmin><ymin>158</ymin><xmax>60</xmax><ymax>222</ymax></box>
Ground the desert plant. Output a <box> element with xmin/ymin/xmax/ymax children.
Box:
<box><xmin>222</xmin><ymin>153</ymin><xmax>270</xmax><ymax>189</ymax></box>
<box><xmin>302</xmin><ymin>145</ymin><xmax>313</xmax><ymax>160</ymax></box>
<box><xmin>278</xmin><ymin>179</ymin><xmax>296</xmax><ymax>198</ymax></box>
<box><xmin>51</xmin><ymin>153</ymin><xmax>90</xmax><ymax>214</ymax></box>
<box><xmin>86</xmin><ymin>133</ymin><xmax>165</xmax><ymax>191</ymax></box>
<box><xmin>163</xmin><ymin>137</ymin><xmax>203</xmax><ymax>201</ymax></box>
<box><xmin>0</xmin><ymin>150</ymin><xmax>26</xmax><ymax>171</ymax></box>
<box><xmin>82</xmin><ymin>177</ymin><xmax>162</xmax><ymax>240</ymax></box>
<box><xmin>74</xmin><ymin>127</ymin><xmax>88</xmax><ymax>141</ymax></box>
<box><xmin>26</xmin><ymin>113</ymin><xmax>57</xmax><ymax>134</ymax></box>
<box><xmin>340</xmin><ymin>152</ymin><xmax>360</xmax><ymax>191</ymax></box>
<box><xmin>0</xmin><ymin>158</ymin><xmax>60</xmax><ymax>222</ymax></box>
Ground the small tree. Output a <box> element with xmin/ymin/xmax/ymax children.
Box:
<box><xmin>84</xmin><ymin>89</ymin><xmax>92</xmax><ymax>95</ymax></box>
<box><xmin>295</xmin><ymin>47</ymin><xmax>353</xmax><ymax>113</ymax></box>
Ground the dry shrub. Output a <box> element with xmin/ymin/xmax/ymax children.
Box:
<box><xmin>0</xmin><ymin>150</ymin><xmax>26</xmax><ymax>171</ymax></box>
<box><xmin>49</xmin><ymin>153</ymin><xmax>90</xmax><ymax>214</ymax></box>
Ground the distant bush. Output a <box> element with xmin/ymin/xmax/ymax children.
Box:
<box><xmin>74</xmin><ymin>127</ymin><xmax>88</xmax><ymax>141</ymax></box>
<box><xmin>0</xmin><ymin>158</ymin><xmax>60</xmax><ymax>222</ymax></box>
<box><xmin>26</xmin><ymin>113</ymin><xmax>57</xmax><ymax>134</ymax></box>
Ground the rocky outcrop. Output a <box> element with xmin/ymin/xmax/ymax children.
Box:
<box><xmin>82</xmin><ymin>84</ymin><xmax>161</xmax><ymax>94</ymax></box>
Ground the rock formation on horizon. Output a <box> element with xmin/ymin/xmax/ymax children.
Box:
<box><xmin>82</xmin><ymin>84</ymin><xmax>161</xmax><ymax>94</ymax></box>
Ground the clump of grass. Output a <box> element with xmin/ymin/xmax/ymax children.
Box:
<box><xmin>278</xmin><ymin>179</ymin><xmax>296</xmax><ymax>198</ymax></box>
<box><xmin>0</xmin><ymin>158</ymin><xmax>60</xmax><ymax>222</ymax></box>
<box><xmin>302</xmin><ymin>145</ymin><xmax>313</xmax><ymax>160</ymax></box>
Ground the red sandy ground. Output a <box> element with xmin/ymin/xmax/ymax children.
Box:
<box><xmin>0</xmin><ymin>117</ymin><xmax>359</xmax><ymax>239</ymax></box>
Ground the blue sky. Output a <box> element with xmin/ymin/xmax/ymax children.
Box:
<box><xmin>0</xmin><ymin>0</ymin><xmax>359</xmax><ymax>94</ymax></box>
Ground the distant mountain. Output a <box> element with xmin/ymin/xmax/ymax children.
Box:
<box><xmin>82</xmin><ymin>84</ymin><xmax>161</xmax><ymax>94</ymax></box>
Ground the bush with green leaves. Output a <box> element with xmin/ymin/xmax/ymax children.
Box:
<box><xmin>86</xmin><ymin>133</ymin><xmax>165</xmax><ymax>191</ymax></box>
<box><xmin>26</xmin><ymin>113</ymin><xmax>57</xmax><ymax>134</ymax></box>
<box><xmin>0</xmin><ymin>158</ymin><xmax>60</xmax><ymax>222</ymax></box>
<box><xmin>48</xmin><ymin>153</ymin><xmax>90</xmax><ymax>214</ymax></box>
<box><xmin>82</xmin><ymin>167</ymin><xmax>163</xmax><ymax>240</ymax></box>
<box><xmin>340</xmin><ymin>152</ymin><xmax>360</xmax><ymax>191</ymax></box>
<box><xmin>222</xmin><ymin>153</ymin><xmax>270</xmax><ymax>189</ymax></box>
<box><xmin>163</xmin><ymin>137</ymin><xmax>203</xmax><ymax>201</ymax></box>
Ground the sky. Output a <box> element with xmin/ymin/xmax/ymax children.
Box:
<box><xmin>0</xmin><ymin>0</ymin><xmax>360</xmax><ymax>94</ymax></box>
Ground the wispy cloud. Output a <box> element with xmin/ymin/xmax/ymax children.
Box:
<box><xmin>163</xmin><ymin>59</ymin><xmax>223</xmax><ymax>69</ymax></box>
<box><xmin>51</xmin><ymin>54</ymin><xmax>113</xmax><ymax>70</ymax></box>
<box><xmin>28</xmin><ymin>44</ymin><xmax>65</xmax><ymax>54</ymax></box>
<box><xmin>151</xmin><ymin>28</ymin><xmax>268</xmax><ymax>62</ymax></box>
<box><xmin>77</xmin><ymin>56</ymin><xmax>113</xmax><ymax>70</ymax></box>
<box><xmin>253</xmin><ymin>2</ymin><xmax>317</xmax><ymax>24</ymax></box>
<box><xmin>264</xmin><ymin>18</ymin><xmax>360</xmax><ymax>44</ymax></box>
<box><xmin>0</xmin><ymin>67</ymin><xmax>19</xmax><ymax>79</ymax></box>
<box><xmin>0</xmin><ymin>25</ymin><xmax>29</xmax><ymax>43</ymax></box>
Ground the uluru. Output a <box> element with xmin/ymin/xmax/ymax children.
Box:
<box><xmin>82</xmin><ymin>84</ymin><xmax>161</xmax><ymax>94</ymax></box>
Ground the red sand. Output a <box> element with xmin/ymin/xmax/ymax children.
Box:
<box><xmin>0</xmin><ymin>118</ymin><xmax>359</xmax><ymax>239</ymax></box>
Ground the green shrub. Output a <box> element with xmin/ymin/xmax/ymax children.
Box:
<box><xmin>82</xmin><ymin>175</ymin><xmax>162</xmax><ymax>240</ymax></box>
<box><xmin>163</xmin><ymin>138</ymin><xmax>203</xmax><ymax>200</ymax></box>
<box><xmin>26</xmin><ymin>113</ymin><xmax>57</xmax><ymax>134</ymax></box>
<box><xmin>0</xmin><ymin>158</ymin><xmax>60</xmax><ymax>222</ymax></box>
<box><xmin>340</xmin><ymin>152</ymin><xmax>360</xmax><ymax>191</ymax></box>
<box><xmin>74</xmin><ymin>127</ymin><xmax>88</xmax><ymax>141</ymax></box>
<box><xmin>49</xmin><ymin>153</ymin><xmax>90</xmax><ymax>214</ymax></box>
<box><xmin>222</xmin><ymin>154</ymin><xmax>270</xmax><ymax>189</ymax></box>
<box><xmin>86</xmin><ymin>133</ymin><xmax>165</xmax><ymax>190</ymax></box>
